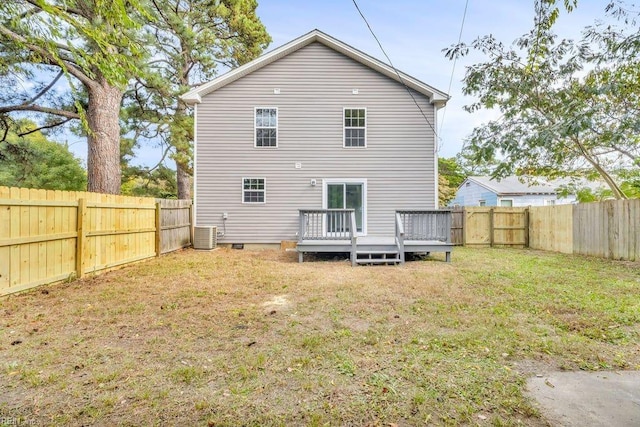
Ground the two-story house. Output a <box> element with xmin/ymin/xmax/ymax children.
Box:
<box><xmin>182</xmin><ymin>30</ymin><xmax>451</xmax><ymax>263</ymax></box>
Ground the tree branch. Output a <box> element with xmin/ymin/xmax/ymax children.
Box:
<box><xmin>26</xmin><ymin>69</ymin><xmax>64</xmax><ymax>105</ymax></box>
<box><xmin>17</xmin><ymin>116</ymin><xmax>74</xmax><ymax>137</ymax></box>
<box><xmin>0</xmin><ymin>23</ymin><xmax>96</xmax><ymax>90</ymax></box>
<box><xmin>0</xmin><ymin>104</ymin><xmax>80</xmax><ymax>120</ymax></box>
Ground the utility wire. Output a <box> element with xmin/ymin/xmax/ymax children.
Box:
<box><xmin>439</xmin><ymin>0</ymin><xmax>470</xmax><ymax>145</ymax></box>
<box><xmin>351</xmin><ymin>0</ymin><xmax>438</xmax><ymax>141</ymax></box>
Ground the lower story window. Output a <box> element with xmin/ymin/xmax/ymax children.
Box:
<box><xmin>243</xmin><ymin>178</ymin><xmax>265</xmax><ymax>203</ymax></box>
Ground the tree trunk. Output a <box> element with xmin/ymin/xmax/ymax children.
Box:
<box><xmin>176</xmin><ymin>161</ymin><xmax>191</xmax><ymax>199</ymax></box>
<box><xmin>86</xmin><ymin>79</ymin><xmax>123</xmax><ymax>194</ymax></box>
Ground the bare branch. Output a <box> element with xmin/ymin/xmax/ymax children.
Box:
<box><xmin>26</xmin><ymin>69</ymin><xmax>64</xmax><ymax>105</ymax></box>
<box><xmin>17</xmin><ymin>117</ymin><xmax>74</xmax><ymax>137</ymax></box>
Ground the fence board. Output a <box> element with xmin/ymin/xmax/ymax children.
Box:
<box><xmin>0</xmin><ymin>186</ymin><xmax>192</xmax><ymax>296</ymax></box>
<box><xmin>529</xmin><ymin>205</ymin><xmax>573</xmax><ymax>254</ymax></box>
<box><xmin>463</xmin><ymin>208</ymin><xmax>492</xmax><ymax>247</ymax></box>
<box><xmin>158</xmin><ymin>199</ymin><xmax>192</xmax><ymax>254</ymax></box>
<box><xmin>0</xmin><ymin>187</ymin><xmax>9</xmax><ymax>289</ymax></box>
<box><xmin>573</xmin><ymin>199</ymin><xmax>639</xmax><ymax>261</ymax></box>
<box><xmin>451</xmin><ymin>209</ymin><xmax>464</xmax><ymax>245</ymax></box>
<box><xmin>491</xmin><ymin>208</ymin><xmax>528</xmax><ymax>247</ymax></box>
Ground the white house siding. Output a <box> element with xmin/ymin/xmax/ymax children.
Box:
<box><xmin>195</xmin><ymin>42</ymin><xmax>436</xmax><ymax>243</ymax></box>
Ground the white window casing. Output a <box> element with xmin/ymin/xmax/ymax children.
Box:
<box><xmin>242</xmin><ymin>177</ymin><xmax>266</xmax><ymax>204</ymax></box>
<box><xmin>343</xmin><ymin>107</ymin><xmax>366</xmax><ymax>148</ymax></box>
<box><xmin>254</xmin><ymin>107</ymin><xmax>278</xmax><ymax>148</ymax></box>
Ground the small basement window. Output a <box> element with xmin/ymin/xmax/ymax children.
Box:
<box><xmin>242</xmin><ymin>178</ymin><xmax>265</xmax><ymax>203</ymax></box>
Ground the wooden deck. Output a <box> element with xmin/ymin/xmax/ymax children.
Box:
<box><xmin>297</xmin><ymin>210</ymin><xmax>453</xmax><ymax>265</ymax></box>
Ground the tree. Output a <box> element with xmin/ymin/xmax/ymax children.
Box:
<box><xmin>0</xmin><ymin>0</ymin><xmax>148</xmax><ymax>194</ymax></box>
<box><xmin>0</xmin><ymin>121</ymin><xmax>86</xmax><ymax>190</ymax></box>
<box><xmin>438</xmin><ymin>157</ymin><xmax>465</xmax><ymax>206</ymax></box>
<box><xmin>123</xmin><ymin>0</ymin><xmax>270</xmax><ymax>199</ymax></box>
<box><xmin>445</xmin><ymin>0</ymin><xmax>639</xmax><ymax>199</ymax></box>
<box><xmin>121</xmin><ymin>164</ymin><xmax>178</xmax><ymax>198</ymax></box>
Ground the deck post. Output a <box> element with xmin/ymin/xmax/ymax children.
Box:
<box><xmin>350</xmin><ymin>210</ymin><xmax>357</xmax><ymax>266</ymax></box>
<box><xmin>395</xmin><ymin>212</ymin><xmax>405</xmax><ymax>265</ymax></box>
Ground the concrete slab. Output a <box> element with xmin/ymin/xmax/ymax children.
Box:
<box><xmin>526</xmin><ymin>371</ymin><xmax>640</xmax><ymax>426</ymax></box>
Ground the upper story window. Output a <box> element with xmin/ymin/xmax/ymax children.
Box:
<box><xmin>255</xmin><ymin>108</ymin><xmax>277</xmax><ymax>147</ymax></box>
<box><xmin>242</xmin><ymin>178</ymin><xmax>265</xmax><ymax>203</ymax></box>
<box><xmin>344</xmin><ymin>108</ymin><xmax>366</xmax><ymax>147</ymax></box>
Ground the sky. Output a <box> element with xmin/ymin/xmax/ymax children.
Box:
<box><xmin>61</xmin><ymin>0</ymin><xmax>609</xmax><ymax>167</ymax></box>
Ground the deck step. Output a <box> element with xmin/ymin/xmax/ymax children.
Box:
<box><xmin>355</xmin><ymin>250</ymin><xmax>401</xmax><ymax>265</ymax></box>
<box><xmin>356</xmin><ymin>258</ymin><xmax>401</xmax><ymax>264</ymax></box>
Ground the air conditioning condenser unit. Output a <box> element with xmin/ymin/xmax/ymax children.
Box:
<box><xmin>193</xmin><ymin>226</ymin><xmax>217</xmax><ymax>250</ymax></box>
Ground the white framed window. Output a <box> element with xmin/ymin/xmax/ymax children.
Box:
<box><xmin>499</xmin><ymin>199</ymin><xmax>513</xmax><ymax>207</ymax></box>
<box><xmin>255</xmin><ymin>107</ymin><xmax>277</xmax><ymax>147</ymax></box>
<box><xmin>478</xmin><ymin>200</ymin><xmax>486</xmax><ymax>206</ymax></box>
<box><xmin>343</xmin><ymin>108</ymin><xmax>366</xmax><ymax>147</ymax></box>
<box><xmin>545</xmin><ymin>199</ymin><xmax>556</xmax><ymax>206</ymax></box>
<box><xmin>242</xmin><ymin>178</ymin><xmax>266</xmax><ymax>203</ymax></box>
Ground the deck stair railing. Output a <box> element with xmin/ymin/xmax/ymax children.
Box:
<box><xmin>396</xmin><ymin>210</ymin><xmax>452</xmax><ymax>242</ymax></box>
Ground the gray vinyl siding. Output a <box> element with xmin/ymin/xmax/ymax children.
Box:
<box><xmin>195</xmin><ymin>42</ymin><xmax>437</xmax><ymax>243</ymax></box>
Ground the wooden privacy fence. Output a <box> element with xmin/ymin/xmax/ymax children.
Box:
<box><xmin>452</xmin><ymin>200</ymin><xmax>639</xmax><ymax>261</ymax></box>
<box><xmin>0</xmin><ymin>187</ymin><xmax>192</xmax><ymax>296</ymax></box>
<box><xmin>452</xmin><ymin>207</ymin><xmax>529</xmax><ymax>247</ymax></box>
<box><xmin>531</xmin><ymin>199</ymin><xmax>640</xmax><ymax>261</ymax></box>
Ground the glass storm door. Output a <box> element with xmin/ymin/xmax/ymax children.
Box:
<box><xmin>327</xmin><ymin>183</ymin><xmax>364</xmax><ymax>234</ymax></box>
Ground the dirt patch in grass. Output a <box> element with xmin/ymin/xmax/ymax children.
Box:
<box><xmin>1</xmin><ymin>247</ymin><xmax>639</xmax><ymax>425</ymax></box>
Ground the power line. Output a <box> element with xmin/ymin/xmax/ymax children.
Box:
<box><xmin>439</xmin><ymin>0</ymin><xmax>470</xmax><ymax>144</ymax></box>
<box><xmin>351</xmin><ymin>0</ymin><xmax>438</xmax><ymax>141</ymax></box>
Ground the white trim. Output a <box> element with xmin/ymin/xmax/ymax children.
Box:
<box><xmin>241</xmin><ymin>177</ymin><xmax>267</xmax><ymax>204</ymax></box>
<box><xmin>181</xmin><ymin>30</ymin><xmax>449</xmax><ymax>106</ymax></box>
<box><xmin>193</xmin><ymin>103</ymin><xmax>198</xmax><ymax>226</ymax></box>
<box><xmin>322</xmin><ymin>178</ymin><xmax>368</xmax><ymax>236</ymax></box>
<box><xmin>433</xmin><ymin>109</ymin><xmax>439</xmax><ymax>208</ymax></box>
<box><xmin>498</xmin><ymin>198</ymin><xmax>514</xmax><ymax>207</ymax></box>
<box><xmin>342</xmin><ymin>107</ymin><xmax>367</xmax><ymax>148</ymax></box>
<box><xmin>254</xmin><ymin>107</ymin><xmax>278</xmax><ymax>148</ymax></box>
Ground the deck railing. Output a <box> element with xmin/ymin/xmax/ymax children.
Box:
<box><xmin>395</xmin><ymin>212</ymin><xmax>405</xmax><ymax>264</ymax></box>
<box><xmin>298</xmin><ymin>209</ymin><xmax>357</xmax><ymax>241</ymax></box>
<box><xmin>299</xmin><ymin>209</ymin><xmax>357</xmax><ymax>266</ymax></box>
<box><xmin>396</xmin><ymin>210</ymin><xmax>452</xmax><ymax>242</ymax></box>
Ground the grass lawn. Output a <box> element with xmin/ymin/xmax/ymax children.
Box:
<box><xmin>1</xmin><ymin>247</ymin><xmax>639</xmax><ymax>426</ymax></box>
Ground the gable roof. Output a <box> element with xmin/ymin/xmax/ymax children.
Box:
<box><xmin>462</xmin><ymin>176</ymin><xmax>609</xmax><ymax>196</ymax></box>
<box><xmin>463</xmin><ymin>176</ymin><xmax>557</xmax><ymax>196</ymax></box>
<box><xmin>181</xmin><ymin>29</ymin><xmax>449</xmax><ymax>107</ymax></box>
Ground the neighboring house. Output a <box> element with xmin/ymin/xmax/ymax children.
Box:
<box><xmin>182</xmin><ymin>29</ymin><xmax>449</xmax><ymax>247</ymax></box>
<box><xmin>450</xmin><ymin>176</ymin><xmax>578</xmax><ymax>207</ymax></box>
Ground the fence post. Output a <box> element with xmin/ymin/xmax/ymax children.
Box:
<box><xmin>524</xmin><ymin>208</ymin><xmax>530</xmax><ymax>248</ymax></box>
<box><xmin>489</xmin><ymin>208</ymin><xmax>495</xmax><ymax>247</ymax></box>
<box><xmin>76</xmin><ymin>198</ymin><xmax>86</xmax><ymax>279</ymax></box>
<box><xmin>155</xmin><ymin>202</ymin><xmax>162</xmax><ymax>257</ymax></box>
<box><xmin>189</xmin><ymin>201</ymin><xmax>194</xmax><ymax>247</ymax></box>
<box><xmin>462</xmin><ymin>208</ymin><xmax>467</xmax><ymax>246</ymax></box>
